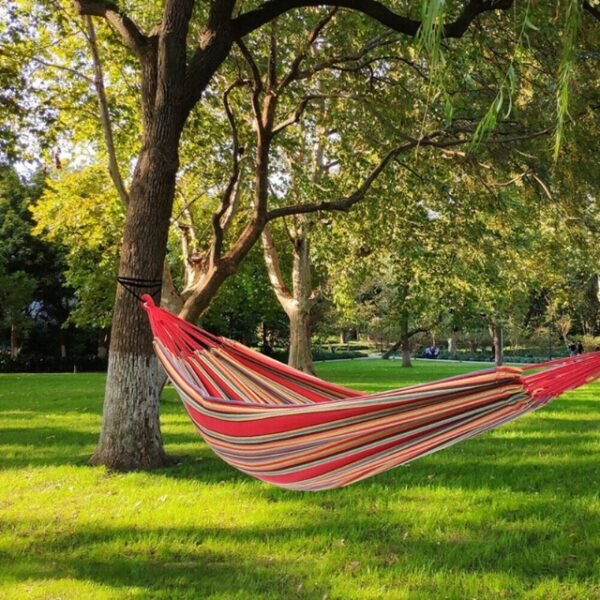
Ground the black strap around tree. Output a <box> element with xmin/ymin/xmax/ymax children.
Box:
<box><xmin>117</xmin><ymin>276</ymin><xmax>162</xmax><ymax>302</ymax></box>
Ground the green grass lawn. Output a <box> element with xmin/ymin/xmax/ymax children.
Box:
<box><xmin>0</xmin><ymin>360</ymin><xmax>599</xmax><ymax>599</ymax></box>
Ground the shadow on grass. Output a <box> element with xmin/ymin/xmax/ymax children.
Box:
<box><xmin>3</xmin><ymin>525</ymin><xmax>321</xmax><ymax>599</ymax></box>
<box><xmin>2</xmin><ymin>487</ymin><xmax>598</xmax><ymax>598</ymax></box>
<box><xmin>2</xmin><ymin>409</ymin><xmax>598</xmax><ymax>497</ymax></box>
<box><xmin>1</xmin><ymin>385</ymin><xmax>598</xmax><ymax>495</ymax></box>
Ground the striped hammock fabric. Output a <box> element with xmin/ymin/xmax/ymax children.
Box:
<box><xmin>142</xmin><ymin>295</ymin><xmax>600</xmax><ymax>491</ymax></box>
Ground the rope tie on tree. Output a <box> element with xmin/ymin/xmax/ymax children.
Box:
<box><xmin>117</xmin><ymin>277</ymin><xmax>162</xmax><ymax>302</ymax></box>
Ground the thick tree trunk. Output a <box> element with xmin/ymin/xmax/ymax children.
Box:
<box><xmin>92</xmin><ymin>352</ymin><xmax>167</xmax><ymax>469</ymax></box>
<box><xmin>90</xmin><ymin>133</ymin><xmax>181</xmax><ymax>470</ymax></box>
<box><xmin>87</xmin><ymin>3</ymin><xmax>236</xmax><ymax>470</ymax></box>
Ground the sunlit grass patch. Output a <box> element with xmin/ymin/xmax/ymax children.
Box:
<box><xmin>0</xmin><ymin>362</ymin><xmax>598</xmax><ymax>599</ymax></box>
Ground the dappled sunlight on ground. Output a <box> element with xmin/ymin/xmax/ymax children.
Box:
<box><xmin>0</xmin><ymin>365</ymin><xmax>598</xmax><ymax>599</ymax></box>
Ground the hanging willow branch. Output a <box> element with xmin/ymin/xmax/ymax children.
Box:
<box><xmin>554</xmin><ymin>0</ymin><xmax>583</xmax><ymax>160</ymax></box>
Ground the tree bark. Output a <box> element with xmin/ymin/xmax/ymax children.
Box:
<box><xmin>89</xmin><ymin>133</ymin><xmax>181</xmax><ymax>470</ymax></box>
<box><xmin>489</xmin><ymin>323</ymin><xmax>504</xmax><ymax>366</ymax></box>
<box><xmin>288</xmin><ymin>305</ymin><xmax>315</xmax><ymax>374</ymax></box>
<box><xmin>400</xmin><ymin>315</ymin><xmax>412</xmax><ymax>368</ymax></box>
<box><xmin>10</xmin><ymin>324</ymin><xmax>19</xmax><ymax>359</ymax></box>
<box><xmin>85</xmin><ymin>1</ymin><xmax>235</xmax><ymax>469</ymax></box>
<box><xmin>401</xmin><ymin>343</ymin><xmax>412</xmax><ymax>368</ymax></box>
<box><xmin>288</xmin><ymin>233</ymin><xmax>317</xmax><ymax>373</ymax></box>
<box><xmin>261</xmin><ymin>224</ymin><xmax>317</xmax><ymax>374</ymax></box>
<box><xmin>447</xmin><ymin>336</ymin><xmax>455</xmax><ymax>354</ymax></box>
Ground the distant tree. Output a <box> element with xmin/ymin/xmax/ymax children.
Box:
<box><xmin>0</xmin><ymin>267</ymin><xmax>36</xmax><ymax>357</ymax></box>
<box><xmin>0</xmin><ymin>164</ymin><xmax>70</xmax><ymax>355</ymax></box>
<box><xmin>31</xmin><ymin>165</ymin><xmax>124</xmax><ymax>330</ymax></box>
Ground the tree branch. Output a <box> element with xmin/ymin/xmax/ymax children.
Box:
<box><xmin>211</xmin><ymin>80</ymin><xmax>245</xmax><ymax>262</ymax></box>
<box><xmin>182</xmin><ymin>1</ymin><xmax>238</xmax><ymax>116</ymax></box>
<box><xmin>84</xmin><ymin>16</ymin><xmax>129</xmax><ymax>206</ymax></box>
<box><xmin>30</xmin><ymin>57</ymin><xmax>94</xmax><ymax>84</ymax></box>
<box><xmin>266</xmin><ymin>122</ymin><xmax>555</xmax><ymax>221</ymax></box>
<box><xmin>294</xmin><ymin>33</ymin><xmax>398</xmax><ymax>81</ymax></box>
<box><xmin>272</xmin><ymin>94</ymin><xmax>324</xmax><ymax>136</ymax></box>
<box><xmin>277</xmin><ymin>8</ymin><xmax>338</xmax><ymax>91</ymax></box>
<box><xmin>233</xmin><ymin>0</ymin><xmax>513</xmax><ymax>40</ymax></box>
<box><xmin>267</xmin><ymin>138</ymin><xmax>421</xmax><ymax>220</ymax></box>
<box><xmin>584</xmin><ymin>1</ymin><xmax>600</xmax><ymax>22</ymax></box>
<box><xmin>236</xmin><ymin>39</ymin><xmax>265</xmax><ymax>132</ymax></box>
<box><xmin>72</xmin><ymin>0</ymin><xmax>148</xmax><ymax>58</ymax></box>
<box><xmin>261</xmin><ymin>225</ymin><xmax>293</xmax><ymax>303</ymax></box>
<box><xmin>155</xmin><ymin>0</ymin><xmax>195</xmax><ymax>111</ymax></box>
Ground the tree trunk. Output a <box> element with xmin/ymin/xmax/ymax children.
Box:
<box><xmin>10</xmin><ymin>324</ymin><xmax>19</xmax><ymax>359</ymax></box>
<box><xmin>489</xmin><ymin>323</ymin><xmax>504</xmax><ymax>366</ymax></box>
<box><xmin>287</xmin><ymin>233</ymin><xmax>316</xmax><ymax>373</ymax></box>
<box><xmin>400</xmin><ymin>314</ymin><xmax>412</xmax><ymax>368</ymax></box>
<box><xmin>288</xmin><ymin>306</ymin><xmax>314</xmax><ymax>374</ymax></box>
<box><xmin>382</xmin><ymin>315</ymin><xmax>413</xmax><ymax>367</ymax></box>
<box><xmin>97</xmin><ymin>328</ymin><xmax>110</xmax><ymax>359</ymax></box>
<box><xmin>447</xmin><ymin>336</ymin><xmax>455</xmax><ymax>354</ymax></box>
<box><xmin>89</xmin><ymin>132</ymin><xmax>181</xmax><ymax>470</ymax></box>
<box><xmin>59</xmin><ymin>328</ymin><xmax>68</xmax><ymax>359</ymax></box>
<box><xmin>87</xmin><ymin>4</ymin><xmax>237</xmax><ymax>470</ymax></box>
<box><xmin>401</xmin><ymin>343</ymin><xmax>412</xmax><ymax>368</ymax></box>
<box><xmin>261</xmin><ymin>219</ymin><xmax>317</xmax><ymax>374</ymax></box>
<box><xmin>261</xmin><ymin>322</ymin><xmax>272</xmax><ymax>355</ymax></box>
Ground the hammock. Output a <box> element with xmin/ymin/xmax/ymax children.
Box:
<box><xmin>142</xmin><ymin>295</ymin><xmax>600</xmax><ymax>491</ymax></box>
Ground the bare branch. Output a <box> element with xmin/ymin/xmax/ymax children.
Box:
<box><xmin>267</xmin><ymin>25</ymin><xmax>278</xmax><ymax>89</ymax></box>
<box><xmin>211</xmin><ymin>80</ymin><xmax>246</xmax><ymax>262</ymax></box>
<box><xmin>84</xmin><ymin>16</ymin><xmax>129</xmax><ymax>205</ymax></box>
<box><xmin>294</xmin><ymin>33</ymin><xmax>396</xmax><ymax>80</ymax></box>
<box><xmin>30</xmin><ymin>57</ymin><xmax>94</xmax><ymax>83</ymax></box>
<box><xmin>72</xmin><ymin>0</ymin><xmax>148</xmax><ymax>58</ymax></box>
<box><xmin>233</xmin><ymin>0</ymin><xmax>513</xmax><ymax>40</ymax></box>
<box><xmin>236</xmin><ymin>39</ymin><xmax>265</xmax><ymax>131</ymax></box>
<box><xmin>277</xmin><ymin>8</ymin><xmax>338</xmax><ymax>91</ymax></box>
<box><xmin>272</xmin><ymin>94</ymin><xmax>324</xmax><ymax>136</ymax></box>
<box><xmin>267</xmin><ymin>141</ymin><xmax>413</xmax><ymax>220</ymax></box>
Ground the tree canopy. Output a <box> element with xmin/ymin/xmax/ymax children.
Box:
<box><xmin>1</xmin><ymin>0</ymin><xmax>599</xmax><ymax>469</ymax></box>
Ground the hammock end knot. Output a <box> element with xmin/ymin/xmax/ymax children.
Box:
<box><xmin>141</xmin><ymin>294</ymin><xmax>157</xmax><ymax>310</ymax></box>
